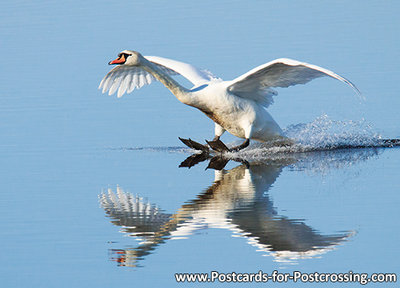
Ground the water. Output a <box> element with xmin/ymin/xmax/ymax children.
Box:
<box><xmin>1</xmin><ymin>1</ymin><xmax>399</xmax><ymax>287</ymax></box>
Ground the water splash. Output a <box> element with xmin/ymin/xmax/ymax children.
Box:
<box><xmin>284</xmin><ymin>114</ymin><xmax>382</xmax><ymax>149</ymax></box>
<box><xmin>225</xmin><ymin>115</ymin><xmax>389</xmax><ymax>164</ymax></box>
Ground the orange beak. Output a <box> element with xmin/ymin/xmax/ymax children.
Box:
<box><xmin>108</xmin><ymin>54</ymin><xmax>126</xmax><ymax>65</ymax></box>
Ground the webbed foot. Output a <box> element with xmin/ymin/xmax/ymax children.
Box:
<box><xmin>206</xmin><ymin>139</ymin><xmax>231</xmax><ymax>152</ymax></box>
<box><xmin>179</xmin><ymin>137</ymin><xmax>209</xmax><ymax>152</ymax></box>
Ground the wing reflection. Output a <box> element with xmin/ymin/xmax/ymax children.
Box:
<box><xmin>100</xmin><ymin>148</ymin><xmax>380</xmax><ymax>267</ymax></box>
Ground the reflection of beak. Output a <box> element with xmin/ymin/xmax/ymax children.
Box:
<box><xmin>108</xmin><ymin>55</ymin><xmax>125</xmax><ymax>65</ymax></box>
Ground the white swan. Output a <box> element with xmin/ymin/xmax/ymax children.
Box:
<box><xmin>99</xmin><ymin>50</ymin><xmax>360</xmax><ymax>151</ymax></box>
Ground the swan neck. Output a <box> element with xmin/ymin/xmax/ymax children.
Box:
<box><xmin>141</xmin><ymin>59</ymin><xmax>191</xmax><ymax>104</ymax></box>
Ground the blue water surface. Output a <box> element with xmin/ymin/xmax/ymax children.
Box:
<box><xmin>0</xmin><ymin>1</ymin><xmax>399</xmax><ymax>287</ymax></box>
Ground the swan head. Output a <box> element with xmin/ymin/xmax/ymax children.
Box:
<box><xmin>108</xmin><ymin>50</ymin><xmax>143</xmax><ymax>66</ymax></box>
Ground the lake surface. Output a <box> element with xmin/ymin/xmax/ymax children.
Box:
<box><xmin>1</xmin><ymin>1</ymin><xmax>399</xmax><ymax>287</ymax></box>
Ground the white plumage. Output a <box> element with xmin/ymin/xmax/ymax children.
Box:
<box><xmin>99</xmin><ymin>50</ymin><xmax>360</xmax><ymax>150</ymax></box>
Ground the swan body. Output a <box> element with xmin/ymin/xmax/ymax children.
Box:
<box><xmin>99</xmin><ymin>50</ymin><xmax>360</xmax><ymax>150</ymax></box>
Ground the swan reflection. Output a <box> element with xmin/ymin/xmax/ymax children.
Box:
<box><xmin>100</xmin><ymin>148</ymin><xmax>380</xmax><ymax>267</ymax></box>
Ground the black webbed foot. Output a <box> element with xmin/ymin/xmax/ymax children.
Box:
<box><xmin>205</xmin><ymin>139</ymin><xmax>231</xmax><ymax>152</ymax></box>
<box><xmin>179</xmin><ymin>137</ymin><xmax>210</xmax><ymax>152</ymax></box>
<box><xmin>180</xmin><ymin>137</ymin><xmax>250</xmax><ymax>153</ymax></box>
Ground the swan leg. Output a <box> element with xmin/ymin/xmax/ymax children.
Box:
<box><xmin>214</xmin><ymin>123</ymin><xmax>225</xmax><ymax>139</ymax></box>
<box><xmin>231</xmin><ymin>123</ymin><xmax>253</xmax><ymax>151</ymax></box>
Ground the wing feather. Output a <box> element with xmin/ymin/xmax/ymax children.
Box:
<box><xmin>100</xmin><ymin>64</ymin><xmax>162</xmax><ymax>97</ymax></box>
<box><xmin>130</xmin><ymin>74</ymin><xmax>139</xmax><ymax>91</ymax></box>
<box><xmin>109</xmin><ymin>75</ymin><xmax>123</xmax><ymax>96</ymax></box>
<box><xmin>117</xmin><ymin>74</ymin><xmax>130</xmax><ymax>98</ymax></box>
<box><xmin>101</xmin><ymin>71</ymin><xmax>114</xmax><ymax>93</ymax></box>
<box><xmin>228</xmin><ymin>58</ymin><xmax>361</xmax><ymax>108</ymax></box>
<box><xmin>99</xmin><ymin>55</ymin><xmax>219</xmax><ymax>98</ymax></box>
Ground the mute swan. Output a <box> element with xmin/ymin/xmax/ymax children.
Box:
<box><xmin>99</xmin><ymin>50</ymin><xmax>360</xmax><ymax>151</ymax></box>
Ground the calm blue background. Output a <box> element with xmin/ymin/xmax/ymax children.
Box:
<box><xmin>0</xmin><ymin>1</ymin><xmax>399</xmax><ymax>287</ymax></box>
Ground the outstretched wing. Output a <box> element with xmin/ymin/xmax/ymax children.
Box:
<box><xmin>99</xmin><ymin>56</ymin><xmax>218</xmax><ymax>98</ymax></box>
<box><xmin>227</xmin><ymin>58</ymin><xmax>361</xmax><ymax>108</ymax></box>
<box><xmin>145</xmin><ymin>56</ymin><xmax>218</xmax><ymax>86</ymax></box>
